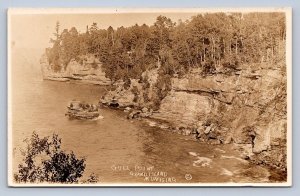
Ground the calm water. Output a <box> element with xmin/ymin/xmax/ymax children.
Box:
<box><xmin>10</xmin><ymin>49</ymin><xmax>270</xmax><ymax>184</ymax></box>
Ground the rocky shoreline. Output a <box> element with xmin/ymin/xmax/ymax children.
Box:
<box><xmin>101</xmin><ymin>102</ymin><xmax>287</xmax><ymax>182</ymax></box>
<box><xmin>41</xmin><ymin>53</ymin><xmax>287</xmax><ymax>181</ymax></box>
<box><xmin>99</xmin><ymin>64</ymin><xmax>287</xmax><ymax>179</ymax></box>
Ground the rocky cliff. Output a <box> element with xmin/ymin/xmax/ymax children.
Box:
<box><xmin>40</xmin><ymin>54</ymin><xmax>111</xmax><ymax>85</ymax></box>
<box><xmin>41</xmin><ymin>51</ymin><xmax>288</xmax><ymax>174</ymax></box>
<box><xmin>155</xmin><ymin>65</ymin><xmax>286</xmax><ymax>148</ymax></box>
<box><xmin>101</xmin><ymin>62</ymin><xmax>287</xmax><ymax>173</ymax></box>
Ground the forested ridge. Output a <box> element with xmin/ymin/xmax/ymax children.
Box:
<box><xmin>46</xmin><ymin>12</ymin><xmax>286</xmax><ymax>82</ymax></box>
<box><xmin>41</xmin><ymin>12</ymin><xmax>288</xmax><ymax>179</ymax></box>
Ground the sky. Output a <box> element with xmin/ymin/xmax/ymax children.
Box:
<box><xmin>10</xmin><ymin>12</ymin><xmax>199</xmax><ymax>51</ymax></box>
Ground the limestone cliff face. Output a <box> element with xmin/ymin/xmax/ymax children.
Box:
<box><xmin>101</xmin><ymin>62</ymin><xmax>287</xmax><ymax>171</ymax></box>
<box><xmin>153</xmin><ymin>65</ymin><xmax>286</xmax><ymax>154</ymax></box>
<box><xmin>40</xmin><ymin>53</ymin><xmax>111</xmax><ymax>85</ymax></box>
<box><xmin>151</xmin><ymin>91</ymin><xmax>213</xmax><ymax>127</ymax></box>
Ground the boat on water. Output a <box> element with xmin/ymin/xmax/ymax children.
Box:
<box><xmin>65</xmin><ymin>101</ymin><xmax>101</xmax><ymax>120</ymax></box>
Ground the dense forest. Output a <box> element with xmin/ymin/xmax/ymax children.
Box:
<box><xmin>46</xmin><ymin>12</ymin><xmax>286</xmax><ymax>82</ymax></box>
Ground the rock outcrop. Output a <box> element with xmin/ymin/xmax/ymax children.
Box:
<box><xmin>100</xmin><ymin>79</ymin><xmax>140</xmax><ymax>108</ymax></box>
<box><xmin>40</xmin><ymin>53</ymin><xmax>111</xmax><ymax>85</ymax></box>
<box><xmin>155</xmin><ymin>66</ymin><xmax>286</xmax><ymax>144</ymax></box>
<box><xmin>153</xmin><ymin>64</ymin><xmax>286</xmax><ymax>173</ymax></box>
<box><xmin>100</xmin><ymin>67</ymin><xmax>160</xmax><ymax>109</ymax></box>
<box><xmin>101</xmin><ymin>61</ymin><xmax>287</xmax><ymax>173</ymax></box>
<box><xmin>151</xmin><ymin>91</ymin><xmax>213</xmax><ymax>127</ymax></box>
<box><xmin>76</xmin><ymin>55</ymin><xmax>287</xmax><ymax>176</ymax></box>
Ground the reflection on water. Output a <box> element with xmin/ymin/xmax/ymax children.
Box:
<box><xmin>10</xmin><ymin>50</ymin><xmax>270</xmax><ymax>184</ymax></box>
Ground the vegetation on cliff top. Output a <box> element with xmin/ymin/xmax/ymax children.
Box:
<box><xmin>46</xmin><ymin>12</ymin><xmax>286</xmax><ymax>81</ymax></box>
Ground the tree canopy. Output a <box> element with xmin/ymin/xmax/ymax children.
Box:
<box><xmin>46</xmin><ymin>12</ymin><xmax>286</xmax><ymax>80</ymax></box>
<box><xmin>14</xmin><ymin>132</ymin><xmax>87</xmax><ymax>183</ymax></box>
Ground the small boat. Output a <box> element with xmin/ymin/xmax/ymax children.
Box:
<box><xmin>65</xmin><ymin>101</ymin><xmax>100</xmax><ymax>120</ymax></box>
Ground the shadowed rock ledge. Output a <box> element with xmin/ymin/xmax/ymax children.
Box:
<box><xmin>40</xmin><ymin>53</ymin><xmax>111</xmax><ymax>85</ymax></box>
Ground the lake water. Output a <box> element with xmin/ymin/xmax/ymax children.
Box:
<box><xmin>10</xmin><ymin>49</ymin><xmax>271</xmax><ymax>184</ymax></box>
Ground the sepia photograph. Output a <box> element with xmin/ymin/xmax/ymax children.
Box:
<box><xmin>7</xmin><ymin>8</ymin><xmax>292</xmax><ymax>186</ymax></box>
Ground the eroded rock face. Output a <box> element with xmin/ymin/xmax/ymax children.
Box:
<box><xmin>100</xmin><ymin>63</ymin><xmax>287</xmax><ymax>171</ymax></box>
<box><xmin>172</xmin><ymin>75</ymin><xmax>235</xmax><ymax>93</ymax></box>
<box><xmin>233</xmin><ymin>126</ymin><xmax>256</xmax><ymax>144</ymax></box>
<box><xmin>151</xmin><ymin>91</ymin><xmax>213</xmax><ymax>127</ymax></box>
<box><xmin>101</xmin><ymin>85</ymin><xmax>136</xmax><ymax>108</ymax></box>
<box><xmin>175</xmin><ymin>69</ymin><xmax>281</xmax><ymax>123</ymax></box>
<box><xmin>172</xmin><ymin>68</ymin><xmax>284</xmax><ymax>107</ymax></box>
<box><xmin>152</xmin><ymin>65</ymin><xmax>287</xmax><ymax>167</ymax></box>
<box><xmin>41</xmin><ymin>53</ymin><xmax>111</xmax><ymax>85</ymax></box>
<box><xmin>100</xmin><ymin>68</ymin><xmax>160</xmax><ymax>109</ymax></box>
<box><xmin>253</xmin><ymin>118</ymin><xmax>287</xmax><ymax>154</ymax></box>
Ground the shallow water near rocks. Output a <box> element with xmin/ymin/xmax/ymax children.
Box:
<box><xmin>11</xmin><ymin>53</ymin><xmax>271</xmax><ymax>184</ymax></box>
